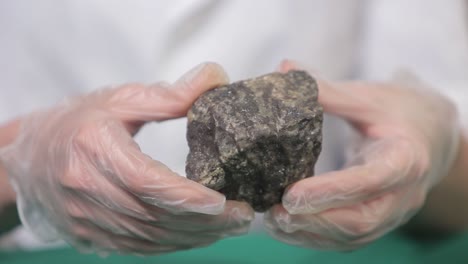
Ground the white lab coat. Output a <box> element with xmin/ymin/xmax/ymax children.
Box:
<box><xmin>0</xmin><ymin>0</ymin><xmax>467</xmax><ymax>249</ymax></box>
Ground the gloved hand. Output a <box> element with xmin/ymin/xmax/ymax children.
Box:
<box><xmin>264</xmin><ymin>60</ymin><xmax>460</xmax><ymax>250</ymax></box>
<box><xmin>0</xmin><ymin>62</ymin><xmax>254</xmax><ymax>255</ymax></box>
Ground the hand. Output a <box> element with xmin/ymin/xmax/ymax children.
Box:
<box><xmin>264</xmin><ymin>60</ymin><xmax>460</xmax><ymax>250</ymax></box>
<box><xmin>0</xmin><ymin>62</ymin><xmax>254</xmax><ymax>255</ymax></box>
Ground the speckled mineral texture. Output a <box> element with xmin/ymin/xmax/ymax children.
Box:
<box><xmin>186</xmin><ymin>70</ymin><xmax>323</xmax><ymax>212</ymax></box>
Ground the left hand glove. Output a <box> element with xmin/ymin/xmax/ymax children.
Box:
<box><xmin>264</xmin><ymin>60</ymin><xmax>460</xmax><ymax>251</ymax></box>
<box><xmin>0</xmin><ymin>62</ymin><xmax>254</xmax><ymax>255</ymax></box>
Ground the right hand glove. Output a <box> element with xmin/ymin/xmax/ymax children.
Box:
<box><xmin>264</xmin><ymin>60</ymin><xmax>460</xmax><ymax>251</ymax></box>
<box><xmin>0</xmin><ymin>62</ymin><xmax>254</xmax><ymax>255</ymax></box>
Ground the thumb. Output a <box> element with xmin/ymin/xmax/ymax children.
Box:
<box><xmin>277</xmin><ymin>59</ymin><xmax>376</xmax><ymax>125</ymax></box>
<box><xmin>170</xmin><ymin>62</ymin><xmax>230</xmax><ymax>117</ymax></box>
<box><xmin>106</xmin><ymin>62</ymin><xmax>229</xmax><ymax>123</ymax></box>
<box><xmin>277</xmin><ymin>59</ymin><xmax>301</xmax><ymax>73</ymax></box>
<box><xmin>319</xmin><ymin>81</ymin><xmax>382</xmax><ymax>126</ymax></box>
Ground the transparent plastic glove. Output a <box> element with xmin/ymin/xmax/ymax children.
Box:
<box><xmin>264</xmin><ymin>60</ymin><xmax>460</xmax><ymax>251</ymax></box>
<box><xmin>0</xmin><ymin>62</ymin><xmax>254</xmax><ymax>255</ymax></box>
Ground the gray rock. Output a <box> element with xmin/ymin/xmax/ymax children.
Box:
<box><xmin>186</xmin><ymin>70</ymin><xmax>323</xmax><ymax>212</ymax></box>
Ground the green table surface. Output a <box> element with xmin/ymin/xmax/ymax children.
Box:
<box><xmin>2</xmin><ymin>231</ymin><xmax>468</xmax><ymax>264</ymax></box>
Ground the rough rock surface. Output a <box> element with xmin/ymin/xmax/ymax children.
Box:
<box><xmin>186</xmin><ymin>70</ymin><xmax>323</xmax><ymax>212</ymax></box>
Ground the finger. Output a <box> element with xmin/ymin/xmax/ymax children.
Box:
<box><xmin>156</xmin><ymin>201</ymin><xmax>254</xmax><ymax>233</ymax></box>
<box><xmin>265</xmin><ymin>227</ymin><xmax>365</xmax><ymax>252</ymax></box>
<box><xmin>170</xmin><ymin>61</ymin><xmax>230</xmax><ymax>114</ymax></box>
<box><xmin>67</xmin><ymin>147</ymin><xmax>246</xmax><ymax>228</ymax></box>
<box><xmin>282</xmin><ymin>138</ymin><xmax>418</xmax><ymax>214</ymax></box>
<box><xmin>84</xmin><ymin>119</ymin><xmax>226</xmax><ymax>215</ymax></box>
<box><xmin>277</xmin><ymin>59</ymin><xmax>301</xmax><ymax>73</ymax></box>
<box><xmin>276</xmin><ymin>59</ymin><xmax>377</xmax><ymax>126</ymax></box>
<box><xmin>69</xmin><ymin>222</ymin><xmax>208</xmax><ymax>255</ymax></box>
<box><xmin>317</xmin><ymin>80</ymin><xmax>399</xmax><ymax>132</ymax></box>
<box><xmin>282</xmin><ymin>165</ymin><xmax>398</xmax><ymax>215</ymax></box>
<box><xmin>106</xmin><ymin>62</ymin><xmax>229</xmax><ymax>123</ymax></box>
<box><xmin>264</xmin><ymin>208</ymin><xmax>350</xmax><ymax>251</ymax></box>
<box><xmin>277</xmin><ymin>59</ymin><xmax>384</xmax><ymax>127</ymax></box>
<box><xmin>62</xmin><ymin>150</ymin><xmax>167</xmax><ymax>223</ymax></box>
<box><xmin>276</xmin><ymin>59</ymin><xmax>321</xmax><ymax>81</ymax></box>
<box><xmin>114</xmin><ymin>149</ymin><xmax>227</xmax><ymax>215</ymax></box>
<box><xmin>278</xmin><ymin>59</ymin><xmax>367</xmax><ymax>117</ymax></box>
<box><xmin>67</xmin><ymin>197</ymin><xmax>253</xmax><ymax>235</ymax></box>
<box><xmin>66</xmin><ymin>200</ymin><xmax>242</xmax><ymax>249</ymax></box>
<box><xmin>273</xmin><ymin>191</ymin><xmax>405</xmax><ymax>242</ymax></box>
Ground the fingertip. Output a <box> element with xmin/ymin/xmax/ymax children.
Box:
<box><xmin>265</xmin><ymin>204</ymin><xmax>299</xmax><ymax>234</ymax></box>
<box><xmin>282</xmin><ymin>183</ymin><xmax>308</xmax><ymax>215</ymax></box>
<box><xmin>202</xmin><ymin>62</ymin><xmax>230</xmax><ymax>85</ymax></box>
<box><xmin>283</xmin><ymin>178</ymin><xmax>328</xmax><ymax>215</ymax></box>
<box><xmin>169</xmin><ymin>62</ymin><xmax>230</xmax><ymax>116</ymax></box>
<box><xmin>225</xmin><ymin>201</ymin><xmax>255</xmax><ymax>222</ymax></box>
<box><xmin>189</xmin><ymin>189</ymin><xmax>227</xmax><ymax>215</ymax></box>
<box><xmin>263</xmin><ymin>204</ymin><xmax>285</xmax><ymax>230</ymax></box>
<box><xmin>175</xmin><ymin>62</ymin><xmax>229</xmax><ymax>94</ymax></box>
<box><xmin>277</xmin><ymin>59</ymin><xmax>300</xmax><ymax>73</ymax></box>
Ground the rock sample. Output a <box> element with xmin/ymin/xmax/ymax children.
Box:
<box><xmin>186</xmin><ymin>70</ymin><xmax>323</xmax><ymax>212</ymax></box>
